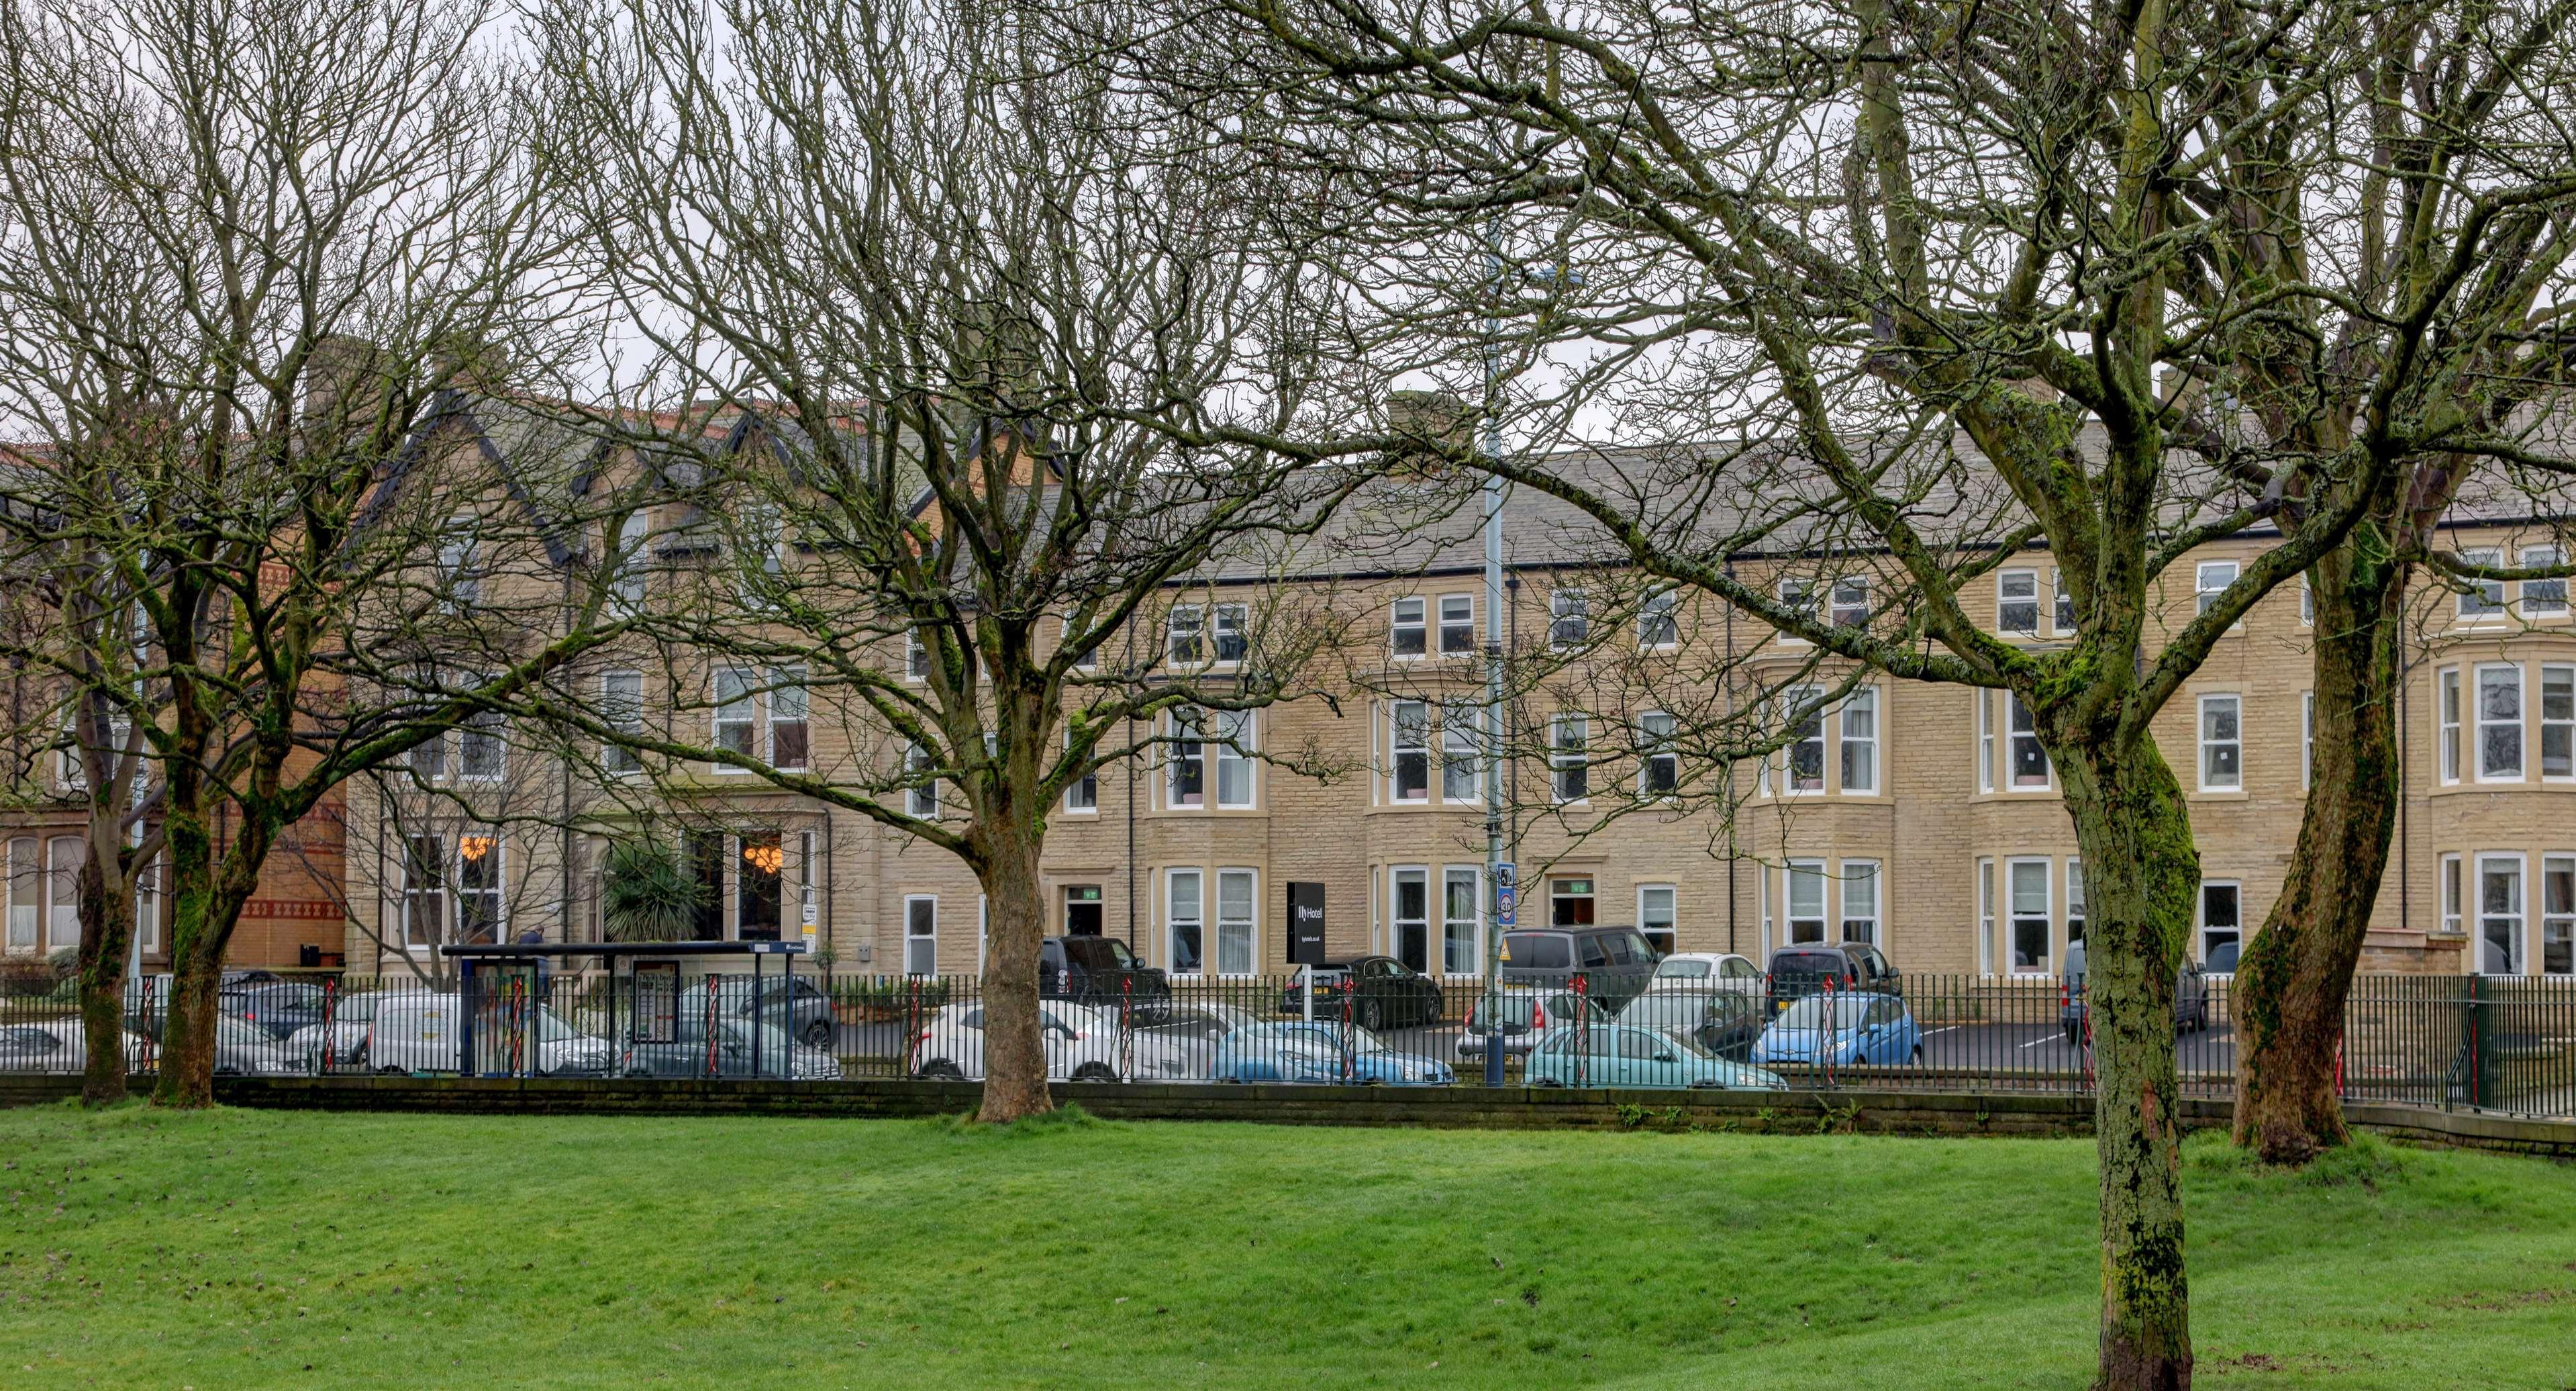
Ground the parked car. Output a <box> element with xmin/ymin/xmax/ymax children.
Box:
<box><xmin>1751</xmin><ymin>991</ymin><xmax>1922</xmax><ymax>1069</ymax></box>
<box><xmin>0</xmin><ymin>1019</ymin><xmax>152</xmax><ymax>1075</ymax></box>
<box><xmin>283</xmin><ymin>990</ymin><xmax>393</xmax><ymax>1073</ymax></box>
<box><xmin>2060</xmin><ymin>943</ymin><xmax>2211</xmax><ymax>1045</ymax></box>
<box><xmin>1277</xmin><ymin>955</ymin><xmax>1445</xmax><ymax>1030</ymax></box>
<box><xmin>1496</xmin><ymin>925</ymin><xmax>1661</xmax><ymax>1010</ymax></box>
<box><xmin>117</xmin><ymin>996</ymin><xmax>301</xmax><ymax>1074</ymax></box>
<box><xmin>1211</xmin><ymin>1021</ymin><xmax>1454</xmax><ymax>1086</ymax></box>
<box><xmin>1646</xmin><ymin>952</ymin><xmax>1763</xmax><ymax>994</ymax></box>
<box><xmin>1135</xmin><ymin>1000</ymin><xmax>1265</xmax><ymax>1081</ymax></box>
<box><xmin>619</xmin><ymin>1016</ymin><xmax>842</xmax><ymax>1080</ymax></box>
<box><xmin>1040</xmin><ymin>935</ymin><xmax>1172</xmax><ymax>1018</ymax></box>
<box><xmin>725</xmin><ymin>975</ymin><xmax>838</xmax><ymax>1048</ymax></box>
<box><xmin>219</xmin><ymin>979</ymin><xmax>330</xmax><ymax>1041</ymax></box>
<box><xmin>911</xmin><ymin>1001</ymin><xmax>1192</xmax><ymax>1082</ymax></box>
<box><xmin>1523</xmin><ymin>1023</ymin><xmax>1787</xmax><ymax>1090</ymax></box>
<box><xmin>1764</xmin><ymin>943</ymin><xmax>1903</xmax><ymax>1015</ymax></box>
<box><xmin>1614</xmin><ymin>990</ymin><xmax>1765</xmax><ymax>1058</ymax></box>
<box><xmin>366</xmin><ymin>994</ymin><xmax>615</xmax><ymax>1076</ymax></box>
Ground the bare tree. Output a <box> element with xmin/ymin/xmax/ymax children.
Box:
<box><xmin>0</xmin><ymin>0</ymin><xmax>622</xmax><ymax>1105</ymax></box>
<box><xmin>534</xmin><ymin>0</ymin><xmax>1379</xmax><ymax>1121</ymax></box>
<box><xmin>1183</xmin><ymin>1</ymin><xmax>2576</xmax><ymax>1381</ymax></box>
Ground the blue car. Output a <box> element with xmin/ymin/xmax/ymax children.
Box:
<box><xmin>1524</xmin><ymin>1024</ymin><xmax>1788</xmax><ymax>1090</ymax></box>
<box><xmin>1211</xmin><ymin>1022</ymin><xmax>1454</xmax><ymax>1086</ymax></box>
<box><xmin>1751</xmin><ymin>992</ymin><xmax>1922</xmax><ymax>1069</ymax></box>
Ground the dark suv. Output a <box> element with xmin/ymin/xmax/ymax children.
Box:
<box><xmin>1040</xmin><ymin>935</ymin><xmax>1171</xmax><ymax>1018</ymax></box>
<box><xmin>1496</xmin><ymin>924</ymin><xmax>1661</xmax><ymax>1011</ymax></box>
<box><xmin>1765</xmin><ymin>943</ymin><xmax>1902</xmax><ymax>1016</ymax></box>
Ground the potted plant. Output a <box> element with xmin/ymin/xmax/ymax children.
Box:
<box><xmin>598</xmin><ymin>838</ymin><xmax>709</xmax><ymax>943</ymax></box>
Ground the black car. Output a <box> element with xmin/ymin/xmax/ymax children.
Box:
<box><xmin>2061</xmin><ymin>942</ymin><xmax>2211</xmax><ymax>1043</ymax></box>
<box><xmin>1765</xmin><ymin>943</ymin><xmax>1903</xmax><ymax>1016</ymax></box>
<box><xmin>1277</xmin><ymin>955</ymin><xmax>1444</xmax><ymax>1030</ymax></box>
<box><xmin>1040</xmin><ymin>935</ymin><xmax>1171</xmax><ymax>1018</ymax></box>
<box><xmin>618</xmin><ymin>1016</ymin><xmax>841</xmax><ymax>1080</ymax></box>
<box><xmin>1495</xmin><ymin>925</ymin><xmax>1661</xmax><ymax>1011</ymax></box>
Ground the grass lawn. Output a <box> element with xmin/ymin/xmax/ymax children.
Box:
<box><xmin>2</xmin><ymin>1105</ymin><xmax>2572</xmax><ymax>1388</ymax></box>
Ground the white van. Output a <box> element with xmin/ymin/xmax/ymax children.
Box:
<box><xmin>368</xmin><ymin>994</ymin><xmax>613</xmax><ymax>1076</ymax></box>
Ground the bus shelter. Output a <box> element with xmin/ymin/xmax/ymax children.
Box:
<box><xmin>438</xmin><ymin>940</ymin><xmax>809</xmax><ymax>1079</ymax></box>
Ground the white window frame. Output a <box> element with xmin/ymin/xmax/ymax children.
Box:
<box><xmin>2006</xmin><ymin>857</ymin><xmax>2052</xmax><ymax>975</ymax></box>
<box><xmin>2195</xmin><ymin>560</ymin><xmax>2238</xmax><ymax>619</ymax></box>
<box><xmin>905</xmin><ymin>742</ymin><xmax>939</xmax><ymax>818</ymax></box>
<box><xmin>1215</xmin><ymin>867</ymin><xmax>1257</xmax><ymax>977</ymax></box>
<box><xmin>2543</xmin><ymin>855</ymin><xmax>2575</xmax><ymax>977</ymax></box>
<box><xmin>1388</xmin><ymin>701</ymin><xmax>1430</xmax><ymax>804</ymax></box>
<box><xmin>1213</xmin><ymin>709</ymin><xmax>1256</xmax><ymax>810</ymax></box>
<box><xmin>44</xmin><ymin>835</ymin><xmax>77</xmax><ymax>952</ymax></box>
<box><xmin>2052</xmin><ymin>569</ymin><xmax>2077</xmax><ymax>635</ymax></box>
<box><xmin>1838</xmin><ymin>688</ymin><xmax>1878</xmax><ymax>795</ymax></box>
<box><xmin>2457</xmin><ymin>548</ymin><xmax>2505</xmax><ymax>620</ymax></box>
<box><xmin>2440</xmin><ymin>853</ymin><xmax>2463</xmax><ymax>938</ymax></box>
<box><xmin>903</xmin><ymin>895</ymin><xmax>938</xmax><ymax>976</ymax></box>
<box><xmin>1442</xmin><ymin>866</ymin><xmax>1483</xmax><ymax>976</ymax></box>
<box><xmin>1783</xmin><ymin>859</ymin><xmax>1828</xmax><ymax>945</ymax></box>
<box><xmin>2299</xmin><ymin>573</ymin><xmax>2313</xmax><ymax>626</ymax></box>
<box><xmin>1167</xmin><ymin>604</ymin><xmax>1205</xmax><ymax>665</ymax></box>
<box><xmin>1831</xmin><ymin>575</ymin><xmax>1870</xmax><ymax>630</ymax></box>
<box><xmin>2197</xmin><ymin>693</ymin><xmax>2242</xmax><ymax>792</ymax></box>
<box><xmin>1975</xmin><ymin>689</ymin><xmax>1995</xmax><ymax>794</ymax></box>
<box><xmin>712</xmin><ymin>667</ymin><xmax>756</xmax><ymax>773</ymax></box>
<box><xmin>1167</xmin><ymin>707</ymin><xmax>1210</xmax><ymax>809</ymax></box>
<box><xmin>610</xmin><ymin>510</ymin><xmax>650</xmax><ymax>612</ymax></box>
<box><xmin>2522</xmin><ymin>546</ymin><xmax>2568</xmax><ymax>616</ymax></box>
<box><xmin>1388</xmin><ymin>865</ymin><xmax>1431</xmax><ymax>974</ymax></box>
<box><xmin>2198</xmin><ymin>879</ymin><xmax>2242</xmax><ymax>969</ymax></box>
<box><xmin>1550</xmin><ymin>713</ymin><xmax>1589</xmax><ymax>804</ymax></box>
<box><xmin>1636</xmin><ymin>587</ymin><xmax>1679</xmax><ymax>650</ymax></box>
<box><xmin>1211</xmin><ymin>603</ymin><xmax>1248</xmax><ymax>665</ymax></box>
<box><xmin>601</xmin><ymin>670</ymin><xmax>644</xmax><ymax>776</ymax></box>
<box><xmin>1437</xmin><ymin>593</ymin><xmax>1475</xmax><ymax>657</ymax></box>
<box><xmin>2065</xmin><ymin>859</ymin><xmax>2087</xmax><ymax>953</ymax></box>
<box><xmin>2438</xmin><ymin>667</ymin><xmax>2463</xmax><ymax>784</ymax></box>
<box><xmin>1637</xmin><ymin>883</ymin><xmax>1677</xmax><ymax>957</ymax></box>
<box><xmin>1442</xmin><ymin>702</ymin><xmax>1484</xmax><ymax>805</ymax></box>
<box><xmin>1636</xmin><ymin>710</ymin><xmax>1679</xmax><ymax>800</ymax></box>
<box><xmin>767</xmin><ymin>665</ymin><xmax>808</xmax><ymax>771</ymax></box>
<box><xmin>1389</xmin><ymin>596</ymin><xmax>1428</xmax><ymax>659</ymax></box>
<box><xmin>1997</xmin><ymin>568</ymin><xmax>2039</xmax><ymax>634</ymax></box>
<box><xmin>2476</xmin><ymin>661</ymin><xmax>2524</xmax><ymax>782</ymax></box>
<box><xmin>1549</xmin><ymin>588</ymin><xmax>1589</xmax><ymax>649</ymax></box>
<box><xmin>2475</xmin><ymin>853</ymin><xmax>2524</xmax><ymax>975</ymax></box>
<box><xmin>1777</xmin><ymin>685</ymin><xmax>1826</xmax><ymax>795</ymax></box>
<box><xmin>1166</xmin><ymin>868</ymin><xmax>1207</xmax><ymax>975</ymax></box>
<box><xmin>2542</xmin><ymin>664</ymin><xmax>2575</xmax><ymax>782</ymax></box>
<box><xmin>134</xmin><ymin>855</ymin><xmax>160</xmax><ymax>956</ymax></box>
<box><xmin>1838</xmin><ymin>860</ymin><xmax>1880</xmax><ymax>947</ymax></box>
<box><xmin>904</xmin><ymin>629</ymin><xmax>929</xmax><ymax>682</ymax></box>
<box><xmin>1776</xmin><ymin>577</ymin><xmax>1816</xmax><ymax>643</ymax></box>
<box><xmin>1063</xmin><ymin>728</ymin><xmax>1097</xmax><ymax>814</ymax></box>
<box><xmin>1976</xmin><ymin>857</ymin><xmax>1995</xmax><ymax>975</ymax></box>
<box><xmin>2006</xmin><ymin>691</ymin><xmax>2052</xmax><ymax>791</ymax></box>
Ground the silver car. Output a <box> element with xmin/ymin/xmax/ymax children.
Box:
<box><xmin>0</xmin><ymin>1018</ymin><xmax>153</xmax><ymax>1074</ymax></box>
<box><xmin>913</xmin><ymin>1002</ymin><xmax>1193</xmax><ymax>1082</ymax></box>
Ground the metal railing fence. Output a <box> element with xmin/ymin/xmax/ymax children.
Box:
<box><xmin>0</xmin><ymin>965</ymin><xmax>2568</xmax><ymax>1120</ymax></box>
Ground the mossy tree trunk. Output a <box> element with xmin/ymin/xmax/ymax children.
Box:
<box><xmin>72</xmin><ymin>836</ymin><xmax>136</xmax><ymax>1106</ymax></box>
<box><xmin>970</xmin><ymin>810</ymin><xmax>1052</xmax><ymax>1123</ymax></box>
<box><xmin>2231</xmin><ymin>528</ymin><xmax>2412</xmax><ymax>1161</ymax></box>
<box><xmin>2054</xmin><ymin>728</ymin><xmax>2196</xmax><ymax>1390</ymax></box>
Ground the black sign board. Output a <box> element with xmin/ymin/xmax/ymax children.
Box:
<box><xmin>1286</xmin><ymin>882</ymin><xmax>1328</xmax><ymax>966</ymax></box>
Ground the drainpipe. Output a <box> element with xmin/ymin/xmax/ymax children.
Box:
<box><xmin>1725</xmin><ymin>563</ymin><xmax>1738</xmax><ymax>955</ymax></box>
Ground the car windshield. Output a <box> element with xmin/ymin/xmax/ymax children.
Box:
<box><xmin>1774</xmin><ymin>996</ymin><xmax>1867</xmax><ymax>1029</ymax></box>
<box><xmin>1501</xmin><ymin>933</ymin><xmax>1570</xmax><ymax>969</ymax></box>
<box><xmin>1773</xmin><ymin>953</ymin><xmax>1843</xmax><ymax>977</ymax></box>
<box><xmin>532</xmin><ymin>1008</ymin><xmax>587</xmax><ymax>1044</ymax></box>
<box><xmin>1654</xmin><ymin>959</ymin><xmax>1710</xmax><ymax>979</ymax></box>
<box><xmin>1618</xmin><ymin>995</ymin><xmax>1700</xmax><ymax>1026</ymax></box>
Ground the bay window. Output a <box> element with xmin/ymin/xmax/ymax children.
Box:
<box><xmin>1168</xmin><ymin>869</ymin><xmax>1204</xmax><ymax>974</ymax></box>
<box><xmin>1839</xmin><ymin>689</ymin><xmax>1877</xmax><ymax>794</ymax></box>
<box><xmin>1442</xmin><ymin>703</ymin><xmax>1483</xmax><ymax>803</ymax></box>
<box><xmin>1169</xmin><ymin>708</ymin><xmax>1208</xmax><ymax>808</ymax></box>
<box><xmin>1840</xmin><ymin>861</ymin><xmax>1879</xmax><ymax>945</ymax></box>
<box><xmin>1217</xmin><ymin>869</ymin><xmax>1256</xmax><ymax>975</ymax></box>
<box><xmin>1443</xmin><ymin>867</ymin><xmax>1482</xmax><ymax>973</ymax></box>
<box><xmin>2438</xmin><ymin>667</ymin><xmax>2462</xmax><ymax>783</ymax></box>
<box><xmin>1389</xmin><ymin>701</ymin><xmax>1430</xmax><ymax>802</ymax></box>
<box><xmin>2008</xmin><ymin>691</ymin><xmax>2050</xmax><ymax>789</ymax></box>
<box><xmin>1214</xmin><ymin>710</ymin><xmax>1255</xmax><ymax>808</ymax></box>
<box><xmin>2544</xmin><ymin>856</ymin><xmax>2574</xmax><ymax>975</ymax></box>
<box><xmin>2477</xmin><ymin>855</ymin><xmax>2523</xmax><ymax>974</ymax></box>
<box><xmin>2008</xmin><ymin>859</ymin><xmax>2050</xmax><ymax>973</ymax></box>
<box><xmin>1784</xmin><ymin>861</ymin><xmax>1826</xmax><ymax>943</ymax></box>
<box><xmin>713</xmin><ymin>667</ymin><xmax>756</xmax><ymax>763</ymax></box>
<box><xmin>1391</xmin><ymin>867</ymin><xmax>1430</xmax><ymax>973</ymax></box>
<box><xmin>2542</xmin><ymin>665</ymin><xmax>2574</xmax><ymax>779</ymax></box>
<box><xmin>1779</xmin><ymin>686</ymin><xmax>1824</xmax><ymax>793</ymax></box>
<box><xmin>2479</xmin><ymin>663</ymin><xmax>2523</xmax><ymax>780</ymax></box>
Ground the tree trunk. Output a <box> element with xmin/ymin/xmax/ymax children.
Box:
<box><xmin>149</xmin><ymin>808</ymin><xmax>266</xmax><ymax>1108</ymax></box>
<box><xmin>972</xmin><ymin>816</ymin><xmax>1054</xmax><ymax>1123</ymax></box>
<box><xmin>2232</xmin><ymin>537</ymin><xmax>2410</xmax><ymax>1162</ymax></box>
<box><xmin>2057</xmin><ymin>735</ymin><xmax>2195</xmax><ymax>1390</ymax></box>
<box><xmin>72</xmin><ymin>843</ymin><xmax>136</xmax><ymax>1106</ymax></box>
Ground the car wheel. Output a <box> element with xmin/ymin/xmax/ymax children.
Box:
<box><xmin>1072</xmin><ymin>1062</ymin><xmax>1116</xmax><ymax>1083</ymax></box>
<box><xmin>1530</xmin><ymin>1077</ymin><xmax>1564</xmax><ymax>1088</ymax></box>
<box><xmin>376</xmin><ymin>1065</ymin><xmax>407</xmax><ymax>1076</ymax></box>
<box><xmin>799</xmin><ymin>1019</ymin><xmax>834</xmax><ymax>1049</ymax></box>
<box><xmin>918</xmin><ymin>1059</ymin><xmax>964</xmax><ymax>1080</ymax></box>
<box><xmin>1359</xmin><ymin>1000</ymin><xmax>1384</xmax><ymax>1031</ymax></box>
<box><xmin>2063</xmin><ymin>1020</ymin><xmax>2082</xmax><ymax>1047</ymax></box>
<box><xmin>1910</xmin><ymin>1044</ymin><xmax>1924</xmax><ymax>1064</ymax></box>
